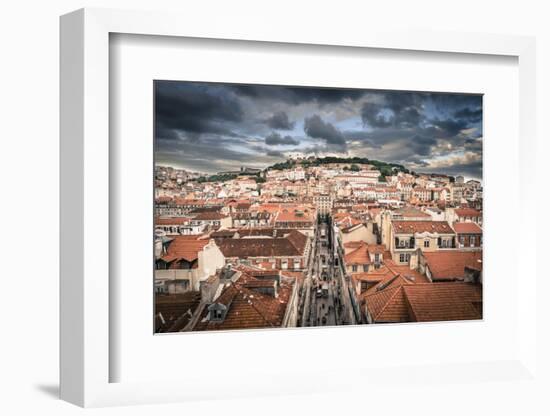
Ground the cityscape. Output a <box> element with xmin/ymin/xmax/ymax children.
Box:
<box><xmin>154</xmin><ymin>82</ymin><xmax>483</xmax><ymax>333</ymax></box>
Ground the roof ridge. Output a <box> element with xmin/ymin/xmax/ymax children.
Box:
<box><xmin>364</xmin><ymin>278</ymin><xmax>402</xmax><ymax>298</ymax></box>
<box><xmin>230</xmin><ymin>282</ymin><xmax>276</xmax><ymax>327</ymax></box>
<box><xmin>373</xmin><ymin>286</ymin><xmax>404</xmax><ymax>320</ymax></box>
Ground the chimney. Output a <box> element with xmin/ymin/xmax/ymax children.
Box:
<box><xmin>409</xmin><ymin>250</ymin><xmax>418</xmax><ymax>270</ymax></box>
<box><xmin>200</xmin><ymin>270</ymin><xmax>222</xmax><ymax>303</ymax></box>
<box><xmin>464</xmin><ymin>266</ymin><xmax>481</xmax><ymax>284</ymax></box>
<box><xmin>207</xmin><ymin>303</ymin><xmax>228</xmax><ymax>322</ymax></box>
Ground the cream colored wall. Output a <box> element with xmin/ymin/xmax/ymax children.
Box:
<box><xmin>380</xmin><ymin>212</ymin><xmax>393</xmax><ymax>249</ymax></box>
<box><xmin>197</xmin><ymin>241</ymin><xmax>226</xmax><ymax>289</ymax></box>
<box><xmin>341</xmin><ymin>224</ymin><xmax>377</xmax><ymax>246</ymax></box>
<box><xmin>415</xmin><ymin>236</ymin><xmax>439</xmax><ymax>252</ymax></box>
<box><xmin>219</xmin><ymin>216</ymin><xmax>232</xmax><ymax>229</ymax></box>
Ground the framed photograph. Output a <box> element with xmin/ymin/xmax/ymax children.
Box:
<box><xmin>152</xmin><ymin>80</ymin><xmax>484</xmax><ymax>333</ymax></box>
<box><xmin>60</xmin><ymin>8</ymin><xmax>538</xmax><ymax>408</ymax></box>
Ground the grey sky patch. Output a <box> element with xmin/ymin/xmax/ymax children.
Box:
<box><xmin>454</xmin><ymin>107</ymin><xmax>482</xmax><ymax>123</ymax></box>
<box><xmin>265</xmin><ymin>111</ymin><xmax>295</xmax><ymax>130</ymax></box>
<box><xmin>265</xmin><ymin>132</ymin><xmax>299</xmax><ymax>146</ymax></box>
<box><xmin>303</xmin><ymin>114</ymin><xmax>348</xmax><ymax>151</ymax></box>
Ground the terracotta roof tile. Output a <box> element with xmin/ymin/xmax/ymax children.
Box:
<box><xmin>455</xmin><ymin>208</ymin><xmax>482</xmax><ymax>217</ymax></box>
<box><xmin>392</xmin><ymin>221</ymin><xmax>454</xmax><ymax>234</ymax></box>
<box><xmin>161</xmin><ymin>237</ymin><xmax>210</xmax><ymax>263</ymax></box>
<box><xmin>453</xmin><ymin>222</ymin><xmax>482</xmax><ymax>234</ymax></box>
<box><xmin>193</xmin><ymin>212</ymin><xmax>228</xmax><ymax>221</ymax></box>
<box><xmin>344</xmin><ymin>243</ymin><xmax>387</xmax><ymax>265</ymax></box>
<box><xmin>364</xmin><ymin>281</ymin><xmax>482</xmax><ymax>323</ymax></box>
<box><xmin>364</xmin><ymin>285</ymin><xmax>411</xmax><ymax>323</ymax></box>
<box><xmin>403</xmin><ymin>283</ymin><xmax>482</xmax><ymax>322</ymax></box>
<box><xmin>155</xmin><ymin>216</ymin><xmax>192</xmax><ymax>225</ymax></box>
<box><xmin>394</xmin><ymin>207</ymin><xmax>431</xmax><ymax>218</ymax></box>
<box><xmin>193</xmin><ymin>272</ymin><xmax>295</xmax><ymax>331</ymax></box>
<box><xmin>345</xmin><ymin>243</ymin><xmax>371</xmax><ymax>265</ymax></box>
<box><xmin>423</xmin><ymin>251</ymin><xmax>483</xmax><ymax>280</ymax></box>
<box><xmin>155</xmin><ymin>292</ymin><xmax>201</xmax><ymax>332</ymax></box>
<box><xmin>216</xmin><ymin>230</ymin><xmax>307</xmax><ymax>258</ymax></box>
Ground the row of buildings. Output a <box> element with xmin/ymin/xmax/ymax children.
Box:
<box><xmin>154</xmin><ymin>160</ymin><xmax>483</xmax><ymax>331</ymax></box>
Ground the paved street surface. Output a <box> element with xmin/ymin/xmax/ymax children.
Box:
<box><xmin>300</xmin><ymin>219</ymin><xmax>355</xmax><ymax>328</ymax></box>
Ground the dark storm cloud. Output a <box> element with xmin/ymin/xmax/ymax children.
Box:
<box><xmin>361</xmin><ymin>102</ymin><xmax>422</xmax><ymax>128</ymax></box>
<box><xmin>266</xmin><ymin>149</ymin><xmax>285</xmax><ymax>157</ymax></box>
<box><xmin>405</xmin><ymin>156</ymin><xmax>431</xmax><ymax>167</ymax></box>
<box><xmin>361</xmin><ymin>91</ymin><xmax>424</xmax><ymax>128</ymax></box>
<box><xmin>265</xmin><ymin>132</ymin><xmax>299</xmax><ymax>146</ymax></box>
<box><xmin>454</xmin><ymin>107</ymin><xmax>482</xmax><ymax>123</ymax></box>
<box><xmin>464</xmin><ymin>138</ymin><xmax>483</xmax><ymax>151</ymax></box>
<box><xmin>264</xmin><ymin>111</ymin><xmax>295</xmax><ymax>130</ymax></box>
<box><xmin>346</xmin><ymin>127</ymin><xmax>436</xmax><ymax>153</ymax></box>
<box><xmin>304</xmin><ymin>115</ymin><xmax>347</xmax><ymax>151</ymax></box>
<box><xmin>360</xmin><ymin>102</ymin><xmax>393</xmax><ymax>128</ymax></box>
<box><xmin>420</xmin><ymin>160</ymin><xmax>482</xmax><ymax>179</ymax></box>
<box><xmin>428</xmin><ymin>118</ymin><xmax>469</xmax><ymax>137</ymax></box>
<box><xmin>231</xmin><ymin>84</ymin><xmax>364</xmax><ymax>105</ymax></box>
<box><xmin>156</xmin><ymin>136</ymin><xmax>281</xmax><ymax>173</ymax></box>
<box><xmin>155</xmin><ymin>81</ymin><xmax>244</xmax><ymax>140</ymax></box>
<box><xmin>361</xmin><ymin>92</ymin><xmax>482</xmax><ymax>136</ymax></box>
<box><xmin>410</xmin><ymin>134</ymin><xmax>438</xmax><ymax>156</ymax></box>
<box><xmin>430</xmin><ymin>94</ymin><xmax>482</xmax><ymax>112</ymax></box>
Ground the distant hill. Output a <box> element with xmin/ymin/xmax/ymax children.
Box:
<box><xmin>267</xmin><ymin>156</ymin><xmax>410</xmax><ymax>178</ymax></box>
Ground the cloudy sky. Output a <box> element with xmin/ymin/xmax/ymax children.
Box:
<box><xmin>155</xmin><ymin>81</ymin><xmax>482</xmax><ymax>179</ymax></box>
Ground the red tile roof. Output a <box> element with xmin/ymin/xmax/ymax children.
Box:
<box><xmin>344</xmin><ymin>242</ymin><xmax>387</xmax><ymax>265</ymax></box>
<box><xmin>155</xmin><ymin>291</ymin><xmax>201</xmax><ymax>332</ymax></box>
<box><xmin>345</xmin><ymin>243</ymin><xmax>371</xmax><ymax>265</ymax></box>
<box><xmin>193</xmin><ymin>272</ymin><xmax>295</xmax><ymax>331</ymax></box>
<box><xmin>353</xmin><ymin>262</ymin><xmax>429</xmax><ymax>289</ymax></box>
<box><xmin>394</xmin><ymin>207</ymin><xmax>431</xmax><ymax>218</ymax></box>
<box><xmin>161</xmin><ymin>237</ymin><xmax>210</xmax><ymax>263</ymax></box>
<box><xmin>453</xmin><ymin>222</ymin><xmax>482</xmax><ymax>234</ymax></box>
<box><xmin>423</xmin><ymin>251</ymin><xmax>483</xmax><ymax>280</ymax></box>
<box><xmin>155</xmin><ymin>196</ymin><xmax>173</xmax><ymax>204</ymax></box>
<box><xmin>455</xmin><ymin>208</ymin><xmax>482</xmax><ymax>217</ymax></box>
<box><xmin>275</xmin><ymin>209</ymin><xmax>314</xmax><ymax>222</ymax></box>
<box><xmin>364</xmin><ymin>281</ymin><xmax>482</xmax><ymax>323</ymax></box>
<box><xmin>364</xmin><ymin>284</ymin><xmax>410</xmax><ymax>322</ymax></box>
<box><xmin>344</xmin><ymin>241</ymin><xmax>363</xmax><ymax>250</ymax></box>
<box><xmin>403</xmin><ymin>283</ymin><xmax>482</xmax><ymax>322</ymax></box>
<box><xmin>235</xmin><ymin>202</ymin><xmax>252</xmax><ymax>210</ymax></box>
<box><xmin>193</xmin><ymin>212</ymin><xmax>228</xmax><ymax>221</ymax></box>
<box><xmin>216</xmin><ymin>230</ymin><xmax>307</xmax><ymax>258</ymax></box>
<box><xmin>392</xmin><ymin>221</ymin><xmax>454</xmax><ymax>234</ymax></box>
<box><xmin>155</xmin><ymin>216</ymin><xmax>191</xmax><ymax>225</ymax></box>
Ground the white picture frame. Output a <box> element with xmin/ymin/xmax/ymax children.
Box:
<box><xmin>60</xmin><ymin>7</ymin><xmax>538</xmax><ymax>408</ymax></box>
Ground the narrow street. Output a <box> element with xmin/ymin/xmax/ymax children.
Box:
<box><xmin>300</xmin><ymin>217</ymin><xmax>355</xmax><ymax>327</ymax></box>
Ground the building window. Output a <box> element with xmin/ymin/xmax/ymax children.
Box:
<box><xmin>470</xmin><ymin>236</ymin><xmax>476</xmax><ymax>246</ymax></box>
<box><xmin>352</xmin><ymin>265</ymin><xmax>358</xmax><ymax>272</ymax></box>
<box><xmin>424</xmin><ymin>240</ymin><xmax>430</xmax><ymax>248</ymax></box>
<box><xmin>363</xmin><ymin>265</ymin><xmax>369</xmax><ymax>272</ymax></box>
